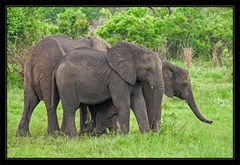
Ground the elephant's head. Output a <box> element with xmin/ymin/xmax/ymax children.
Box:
<box><xmin>162</xmin><ymin>60</ymin><xmax>213</xmax><ymax>124</ymax></box>
<box><xmin>107</xmin><ymin>42</ymin><xmax>164</xmax><ymax>131</ymax></box>
<box><xmin>78</xmin><ymin>37</ymin><xmax>111</xmax><ymax>52</ymax></box>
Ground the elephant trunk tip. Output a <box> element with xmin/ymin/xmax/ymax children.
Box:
<box><xmin>196</xmin><ymin>113</ymin><xmax>213</xmax><ymax>124</ymax></box>
<box><xmin>205</xmin><ymin>120</ymin><xmax>213</xmax><ymax>124</ymax></box>
<box><xmin>185</xmin><ymin>98</ymin><xmax>213</xmax><ymax>125</ymax></box>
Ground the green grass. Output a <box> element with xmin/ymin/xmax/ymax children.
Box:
<box><xmin>7</xmin><ymin>61</ymin><xmax>233</xmax><ymax>158</ymax></box>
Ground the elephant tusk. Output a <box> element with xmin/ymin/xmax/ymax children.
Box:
<box><xmin>151</xmin><ymin>86</ymin><xmax>154</xmax><ymax>89</ymax></box>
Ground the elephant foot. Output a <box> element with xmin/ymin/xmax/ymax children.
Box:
<box><xmin>140</xmin><ymin>128</ymin><xmax>150</xmax><ymax>134</ymax></box>
<box><xmin>79</xmin><ymin>128</ymin><xmax>91</xmax><ymax>135</ymax></box>
<box><xmin>16</xmin><ymin>121</ymin><xmax>32</xmax><ymax>137</ymax></box>
<box><xmin>16</xmin><ymin>129</ymin><xmax>31</xmax><ymax>137</ymax></box>
<box><xmin>96</xmin><ymin>131</ymin><xmax>106</xmax><ymax>137</ymax></box>
<box><xmin>150</xmin><ymin>121</ymin><xmax>160</xmax><ymax>133</ymax></box>
<box><xmin>65</xmin><ymin>132</ymin><xmax>78</xmax><ymax>138</ymax></box>
<box><xmin>80</xmin><ymin>124</ymin><xmax>93</xmax><ymax>135</ymax></box>
<box><xmin>79</xmin><ymin>131</ymin><xmax>91</xmax><ymax>136</ymax></box>
<box><xmin>61</xmin><ymin>129</ymin><xmax>78</xmax><ymax>138</ymax></box>
<box><xmin>108</xmin><ymin>128</ymin><xmax>118</xmax><ymax>136</ymax></box>
<box><xmin>48</xmin><ymin>130</ymin><xmax>61</xmax><ymax>137</ymax></box>
<box><xmin>48</xmin><ymin>126</ymin><xmax>60</xmax><ymax>137</ymax></box>
<box><xmin>117</xmin><ymin>127</ymin><xmax>129</xmax><ymax>135</ymax></box>
<box><xmin>90</xmin><ymin>129</ymin><xmax>105</xmax><ymax>137</ymax></box>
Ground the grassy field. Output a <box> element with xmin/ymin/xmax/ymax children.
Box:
<box><xmin>7</xmin><ymin>60</ymin><xmax>233</xmax><ymax>158</ymax></box>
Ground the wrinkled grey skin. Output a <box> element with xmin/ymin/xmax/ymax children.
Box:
<box><xmin>16</xmin><ymin>35</ymin><xmax>110</xmax><ymax>136</ymax></box>
<box><xmin>161</xmin><ymin>60</ymin><xmax>213</xmax><ymax>124</ymax></box>
<box><xmin>87</xmin><ymin>99</ymin><xmax>118</xmax><ymax>136</ymax></box>
<box><xmin>87</xmin><ymin>60</ymin><xmax>213</xmax><ymax>136</ymax></box>
<box><xmin>53</xmin><ymin>42</ymin><xmax>164</xmax><ymax>137</ymax></box>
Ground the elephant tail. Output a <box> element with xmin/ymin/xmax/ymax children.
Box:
<box><xmin>51</xmin><ymin>68</ymin><xmax>59</xmax><ymax>108</ymax></box>
<box><xmin>24</xmin><ymin>61</ymin><xmax>30</xmax><ymax>109</ymax></box>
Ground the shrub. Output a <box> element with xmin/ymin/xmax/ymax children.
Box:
<box><xmin>96</xmin><ymin>8</ymin><xmax>167</xmax><ymax>51</ymax></box>
<box><xmin>57</xmin><ymin>8</ymin><xmax>89</xmax><ymax>38</ymax></box>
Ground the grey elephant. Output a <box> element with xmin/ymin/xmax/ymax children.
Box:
<box><xmin>52</xmin><ymin>42</ymin><xmax>164</xmax><ymax>137</ymax></box>
<box><xmin>161</xmin><ymin>60</ymin><xmax>212</xmax><ymax>124</ymax></box>
<box><xmin>86</xmin><ymin>98</ymin><xmax>117</xmax><ymax>135</ymax></box>
<box><xmin>84</xmin><ymin>60</ymin><xmax>213</xmax><ymax>136</ymax></box>
<box><xmin>16</xmin><ymin>35</ymin><xmax>110</xmax><ymax>136</ymax></box>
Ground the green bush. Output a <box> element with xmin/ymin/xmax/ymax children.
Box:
<box><xmin>7</xmin><ymin>7</ymin><xmax>58</xmax><ymax>45</ymax></box>
<box><xmin>57</xmin><ymin>8</ymin><xmax>89</xmax><ymax>38</ymax></box>
<box><xmin>96</xmin><ymin>7</ymin><xmax>232</xmax><ymax>62</ymax></box>
<box><xmin>96</xmin><ymin>8</ymin><xmax>167</xmax><ymax>50</ymax></box>
<box><xmin>7</xmin><ymin>7</ymin><xmax>233</xmax><ymax>79</ymax></box>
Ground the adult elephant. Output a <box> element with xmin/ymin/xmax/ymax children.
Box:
<box><xmin>53</xmin><ymin>42</ymin><xmax>164</xmax><ymax>137</ymax></box>
<box><xmin>85</xmin><ymin>60</ymin><xmax>213</xmax><ymax>136</ymax></box>
<box><xmin>16</xmin><ymin>35</ymin><xmax>110</xmax><ymax>136</ymax></box>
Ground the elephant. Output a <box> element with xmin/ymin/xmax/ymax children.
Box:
<box><xmin>52</xmin><ymin>41</ymin><xmax>164</xmax><ymax>137</ymax></box>
<box><xmin>86</xmin><ymin>99</ymin><xmax>118</xmax><ymax>136</ymax></box>
<box><xmin>83</xmin><ymin>60</ymin><xmax>213</xmax><ymax>136</ymax></box>
<box><xmin>160</xmin><ymin>60</ymin><xmax>213</xmax><ymax>124</ymax></box>
<box><xmin>16</xmin><ymin>35</ymin><xmax>110</xmax><ymax>136</ymax></box>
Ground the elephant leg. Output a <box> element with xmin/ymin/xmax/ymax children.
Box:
<box><xmin>152</xmin><ymin>104</ymin><xmax>162</xmax><ymax>132</ymax></box>
<box><xmin>16</xmin><ymin>85</ymin><xmax>39</xmax><ymax>136</ymax></box>
<box><xmin>130</xmin><ymin>84</ymin><xmax>150</xmax><ymax>133</ymax></box>
<box><xmin>94</xmin><ymin>113</ymin><xmax>107</xmax><ymax>136</ymax></box>
<box><xmin>142</xmin><ymin>82</ymin><xmax>163</xmax><ymax>132</ymax></box>
<box><xmin>61</xmin><ymin>105</ymin><xmax>78</xmax><ymax>137</ymax></box>
<box><xmin>115</xmin><ymin>102</ymin><xmax>130</xmax><ymax>134</ymax></box>
<box><xmin>79</xmin><ymin>105</ymin><xmax>92</xmax><ymax>134</ymax></box>
<box><xmin>59</xmin><ymin>91</ymin><xmax>79</xmax><ymax>137</ymax></box>
<box><xmin>95</xmin><ymin>125</ymin><xmax>107</xmax><ymax>137</ymax></box>
<box><xmin>41</xmin><ymin>76</ymin><xmax>60</xmax><ymax>136</ymax></box>
<box><xmin>44</xmin><ymin>97</ymin><xmax>60</xmax><ymax>136</ymax></box>
<box><xmin>88</xmin><ymin>106</ymin><xmax>97</xmax><ymax>135</ymax></box>
<box><xmin>109</xmin><ymin>83</ymin><xmax>131</xmax><ymax>134</ymax></box>
<box><xmin>109</xmin><ymin>115</ymin><xmax>118</xmax><ymax>134</ymax></box>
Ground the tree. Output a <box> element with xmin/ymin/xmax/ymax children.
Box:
<box><xmin>7</xmin><ymin>7</ymin><xmax>59</xmax><ymax>75</ymax></box>
<box><xmin>57</xmin><ymin>8</ymin><xmax>89</xmax><ymax>38</ymax></box>
<box><xmin>96</xmin><ymin>8</ymin><xmax>166</xmax><ymax>51</ymax></box>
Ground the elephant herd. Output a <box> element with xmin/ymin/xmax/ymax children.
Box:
<box><xmin>16</xmin><ymin>35</ymin><xmax>212</xmax><ymax>137</ymax></box>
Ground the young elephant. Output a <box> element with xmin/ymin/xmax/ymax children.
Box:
<box><xmin>161</xmin><ymin>60</ymin><xmax>213</xmax><ymax>124</ymax></box>
<box><xmin>53</xmin><ymin>42</ymin><xmax>164</xmax><ymax>137</ymax></box>
<box><xmin>87</xmin><ymin>99</ymin><xmax>118</xmax><ymax>136</ymax></box>
<box><xmin>86</xmin><ymin>60</ymin><xmax>213</xmax><ymax>136</ymax></box>
<box><xmin>16</xmin><ymin>35</ymin><xmax>110</xmax><ymax>136</ymax></box>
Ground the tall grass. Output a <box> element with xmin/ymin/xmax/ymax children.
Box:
<box><xmin>7</xmin><ymin>60</ymin><xmax>233</xmax><ymax>158</ymax></box>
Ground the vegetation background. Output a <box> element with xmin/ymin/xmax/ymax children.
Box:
<box><xmin>7</xmin><ymin>7</ymin><xmax>233</xmax><ymax>158</ymax></box>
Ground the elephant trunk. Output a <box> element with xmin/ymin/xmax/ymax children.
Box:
<box><xmin>142</xmin><ymin>82</ymin><xmax>153</xmax><ymax>126</ymax></box>
<box><xmin>142</xmin><ymin>72</ymin><xmax>164</xmax><ymax>132</ymax></box>
<box><xmin>151</xmin><ymin>82</ymin><xmax>164</xmax><ymax>132</ymax></box>
<box><xmin>186</xmin><ymin>92</ymin><xmax>213</xmax><ymax>124</ymax></box>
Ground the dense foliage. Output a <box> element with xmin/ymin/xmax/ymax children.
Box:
<box><xmin>7</xmin><ymin>7</ymin><xmax>233</xmax><ymax>77</ymax></box>
<box><xmin>97</xmin><ymin>8</ymin><xmax>167</xmax><ymax>50</ymax></box>
<box><xmin>96</xmin><ymin>7</ymin><xmax>232</xmax><ymax>62</ymax></box>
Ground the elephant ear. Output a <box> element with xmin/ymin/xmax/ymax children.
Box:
<box><xmin>163</xmin><ymin>61</ymin><xmax>174</xmax><ymax>97</ymax></box>
<box><xmin>107</xmin><ymin>42</ymin><xmax>136</xmax><ymax>85</ymax></box>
